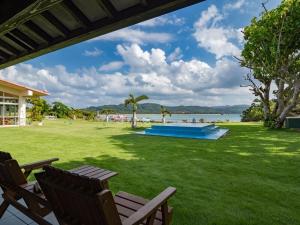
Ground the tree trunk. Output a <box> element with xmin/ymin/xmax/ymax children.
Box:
<box><xmin>132</xmin><ymin>111</ymin><xmax>137</xmax><ymax>128</ymax></box>
<box><xmin>275</xmin><ymin>80</ymin><xmax>300</xmax><ymax>128</ymax></box>
<box><xmin>275</xmin><ymin>79</ymin><xmax>285</xmax><ymax>116</ymax></box>
<box><xmin>162</xmin><ymin>115</ymin><xmax>166</xmax><ymax>124</ymax></box>
<box><xmin>262</xmin><ymin>82</ymin><xmax>271</xmax><ymax>121</ymax></box>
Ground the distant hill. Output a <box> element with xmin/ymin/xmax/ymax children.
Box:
<box><xmin>85</xmin><ymin>103</ymin><xmax>249</xmax><ymax>114</ymax></box>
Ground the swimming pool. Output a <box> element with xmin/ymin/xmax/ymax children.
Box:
<box><xmin>137</xmin><ymin>123</ymin><xmax>229</xmax><ymax>140</ymax></box>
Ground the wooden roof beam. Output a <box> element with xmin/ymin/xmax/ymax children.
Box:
<box><xmin>61</xmin><ymin>1</ymin><xmax>91</xmax><ymax>27</ymax></box>
<box><xmin>0</xmin><ymin>49</ymin><xmax>11</xmax><ymax>59</ymax></box>
<box><xmin>0</xmin><ymin>39</ymin><xmax>20</xmax><ymax>55</ymax></box>
<box><xmin>41</xmin><ymin>11</ymin><xmax>70</xmax><ymax>36</ymax></box>
<box><xmin>24</xmin><ymin>21</ymin><xmax>53</xmax><ymax>43</ymax></box>
<box><xmin>95</xmin><ymin>0</ymin><xmax>118</xmax><ymax>18</ymax></box>
<box><xmin>0</xmin><ymin>0</ymin><xmax>64</xmax><ymax>36</ymax></box>
<box><xmin>140</xmin><ymin>0</ymin><xmax>148</xmax><ymax>6</ymax></box>
<box><xmin>10</xmin><ymin>29</ymin><xmax>38</xmax><ymax>49</ymax></box>
<box><xmin>4</xmin><ymin>33</ymin><xmax>32</xmax><ymax>51</ymax></box>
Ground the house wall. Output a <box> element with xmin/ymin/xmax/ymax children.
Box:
<box><xmin>0</xmin><ymin>85</ymin><xmax>26</xmax><ymax>127</ymax></box>
<box><xmin>19</xmin><ymin>97</ymin><xmax>26</xmax><ymax>126</ymax></box>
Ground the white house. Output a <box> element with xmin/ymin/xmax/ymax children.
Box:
<box><xmin>0</xmin><ymin>79</ymin><xmax>48</xmax><ymax>127</ymax></box>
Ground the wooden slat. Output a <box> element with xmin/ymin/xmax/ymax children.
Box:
<box><xmin>83</xmin><ymin>168</ymin><xmax>106</xmax><ymax>176</ymax></box>
<box><xmin>89</xmin><ymin>170</ymin><xmax>111</xmax><ymax>178</ymax></box>
<box><xmin>0</xmin><ymin>39</ymin><xmax>19</xmax><ymax>55</ymax></box>
<box><xmin>116</xmin><ymin>205</ymin><xmax>162</xmax><ymax>225</ymax></box>
<box><xmin>116</xmin><ymin>191</ymin><xmax>149</xmax><ymax>205</ymax></box>
<box><xmin>122</xmin><ymin>187</ymin><xmax>176</xmax><ymax>225</ymax></box>
<box><xmin>95</xmin><ymin>0</ymin><xmax>118</xmax><ymax>18</ymax></box>
<box><xmin>41</xmin><ymin>11</ymin><xmax>70</xmax><ymax>36</ymax></box>
<box><xmin>4</xmin><ymin>33</ymin><xmax>32</xmax><ymax>51</ymax></box>
<box><xmin>61</xmin><ymin>1</ymin><xmax>91</xmax><ymax>27</ymax></box>
<box><xmin>71</xmin><ymin>166</ymin><xmax>100</xmax><ymax>175</ymax></box>
<box><xmin>99</xmin><ymin>172</ymin><xmax>118</xmax><ymax>180</ymax></box>
<box><xmin>115</xmin><ymin>196</ymin><xmax>163</xmax><ymax>221</ymax></box>
<box><xmin>68</xmin><ymin>165</ymin><xmax>90</xmax><ymax>172</ymax></box>
<box><xmin>23</xmin><ymin>21</ymin><xmax>53</xmax><ymax>43</ymax></box>
<box><xmin>20</xmin><ymin>158</ymin><xmax>59</xmax><ymax>171</ymax></box>
<box><xmin>69</xmin><ymin>165</ymin><xmax>117</xmax><ymax>182</ymax></box>
<box><xmin>10</xmin><ymin>29</ymin><xmax>38</xmax><ymax>49</ymax></box>
<box><xmin>0</xmin><ymin>49</ymin><xmax>10</xmax><ymax>59</ymax></box>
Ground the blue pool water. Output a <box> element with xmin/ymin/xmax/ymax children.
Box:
<box><xmin>137</xmin><ymin>123</ymin><xmax>229</xmax><ymax>140</ymax></box>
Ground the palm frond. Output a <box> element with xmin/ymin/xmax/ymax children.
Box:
<box><xmin>124</xmin><ymin>99</ymin><xmax>131</xmax><ymax>107</ymax></box>
<box><xmin>165</xmin><ymin>110</ymin><xmax>172</xmax><ymax>116</ymax></box>
<box><xmin>129</xmin><ymin>94</ymin><xmax>134</xmax><ymax>99</ymax></box>
<box><xmin>135</xmin><ymin>95</ymin><xmax>149</xmax><ymax>102</ymax></box>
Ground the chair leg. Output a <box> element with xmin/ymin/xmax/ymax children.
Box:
<box><xmin>23</xmin><ymin>197</ymin><xmax>51</xmax><ymax>217</ymax></box>
<box><xmin>0</xmin><ymin>199</ymin><xmax>9</xmax><ymax>218</ymax></box>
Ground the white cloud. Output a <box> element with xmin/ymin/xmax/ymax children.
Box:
<box><xmin>99</xmin><ymin>61</ymin><xmax>124</xmax><ymax>71</ymax></box>
<box><xmin>193</xmin><ymin>5</ymin><xmax>243</xmax><ymax>59</ymax></box>
<box><xmin>0</xmin><ymin>44</ymin><xmax>252</xmax><ymax>107</ymax></box>
<box><xmin>83</xmin><ymin>47</ymin><xmax>102</xmax><ymax>57</ymax></box>
<box><xmin>167</xmin><ymin>47</ymin><xmax>183</xmax><ymax>62</ymax></box>
<box><xmin>223</xmin><ymin>0</ymin><xmax>246</xmax><ymax>11</ymax></box>
<box><xmin>137</xmin><ymin>15</ymin><xmax>185</xmax><ymax>27</ymax></box>
<box><xmin>89</xmin><ymin>27</ymin><xmax>172</xmax><ymax>44</ymax></box>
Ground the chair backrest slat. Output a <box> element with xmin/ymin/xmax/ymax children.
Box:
<box><xmin>0</xmin><ymin>151</ymin><xmax>13</xmax><ymax>163</ymax></box>
<box><xmin>0</xmin><ymin>159</ymin><xmax>27</xmax><ymax>186</ymax></box>
<box><xmin>35</xmin><ymin>166</ymin><xmax>122</xmax><ymax>225</ymax></box>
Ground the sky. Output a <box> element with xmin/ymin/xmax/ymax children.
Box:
<box><xmin>0</xmin><ymin>0</ymin><xmax>281</xmax><ymax>108</ymax></box>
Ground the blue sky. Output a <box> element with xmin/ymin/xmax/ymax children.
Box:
<box><xmin>0</xmin><ymin>0</ymin><xmax>281</xmax><ymax>107</ymax></box>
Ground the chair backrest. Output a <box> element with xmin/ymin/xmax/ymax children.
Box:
<box><xmin>0</xmin><ymin>159</ymin><xmax>27</xmax><ymax>186</ymax></box>
<box><xmin>35</xmin><ymin>166</ymin><xmax>122</xmax><ymax>225</ymax></box>
<box><xmin>0</xmin><ymin>151</ymin><xmax>13</xmax><ymax>163</ymax></box>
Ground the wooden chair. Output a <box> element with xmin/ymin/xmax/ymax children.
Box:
<box><xmin>0</xmin><ymin>151</ymin><xmax>59</xmax><ymax>225</ymax></box>
<box><xmin>0</xmin><ymin>151</ymin><xmax>59</xmax><ymax>178</ymax></box>
<box><xmin>0</xmin><ymin>151</ymin><xmax>118</xmax><ymax>224</ymax></box>
<box><xmin>35</xmin><ymin>166</ymin><xmax>176</xmax><ymax>225</ymax></box>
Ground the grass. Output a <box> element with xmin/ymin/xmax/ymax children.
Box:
<box><xmin>0</xmin><ymin>119</ymin><xmax>300</xmax><ymax>225</ymax></box>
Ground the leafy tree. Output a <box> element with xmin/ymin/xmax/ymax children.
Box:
<box><xmin>100</xmin><ymin>109</ymin><xmax>115</xmax><ymax>122</ymax></box>
<box><xmin>27</xmin><ymin>97</ymin><xmax>47</xmax><ymax>122</ymax></box>
<box><xmin>68</xmin><ymin>108</ymin><xmax>83</xmax><ymax>120</ymax></box>
<box><xmin>82</xmin><ymin>110</ymin><xmax>96</xmax><ymax>120</ymax></box>
<box><xmin>124</xmin><ymin>94</ymin><xmax>149</xmax><ymax>128</ymax></box>
<box><xmin>51</xmin><ymin>101</ymin><xmax>70</xmax><ymax>118</ymax></box>
<box><xmin>241</xmin><ymin>99</ymin><xmax>264</xmax><ymax>122</ymax></box>
<box><xmin>160</xmin><ymin>106</ymin><xmax>171</xmax><ymax>124</ymax></box>
<box><xmin>240</xmin><ymin>0</ymin><xmax>300</xmax><ymax>128</ymax></box>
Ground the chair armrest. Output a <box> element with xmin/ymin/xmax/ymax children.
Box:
<box><xmin>123</xmin><ymin>187</ymin><xmax>176</xmax><ymax>225</ymax></box>
<box><xmin>20</xmin><ymin>158</ymin><xmax>59</xmax><ymax>171</ymax></box>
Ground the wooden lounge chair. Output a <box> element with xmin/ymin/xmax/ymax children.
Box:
<box><xmin>0</xmin><ymin>151</ymin><xmax>59</xmax><ymax>178</ymax></box>
<box><xmin>0</xmin><ymin>152</ymin><xmax>59</xmax><ymax>224</ymax></box>
<box><xmin>36</xmin><ymin>166</ymin><xmax>177</xmax><ymax>225</ymax></box>
<box><xmin>0</xmin><ymin>151</ymin><xmax>117</xmax><ymax>225</ymax></box>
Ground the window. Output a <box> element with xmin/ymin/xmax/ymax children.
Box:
<box><xmin>0</xmin><ymin>91</ymin><xmax>19</xmax><ymax>126</ymax></box>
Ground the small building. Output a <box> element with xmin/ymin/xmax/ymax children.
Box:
<box><xmin>285</xmin><ymin>116</ymin><xmax>300</xmax><ymax>129</ymax></box>
<box><xmin>0</xmin><ymin>79</ymin><xmax>48</xmax><ymax>127</ymax></box>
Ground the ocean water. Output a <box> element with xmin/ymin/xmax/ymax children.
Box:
<box><xmin>123</xmin><ymin>114</ymin><xmax>241</xmax><ymax>122</ymax></box>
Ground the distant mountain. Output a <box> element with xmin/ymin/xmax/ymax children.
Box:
<box><xmin>85</xmin><ymin>103</ymin><xmax>249</xmax><ymax>114</ymax></box>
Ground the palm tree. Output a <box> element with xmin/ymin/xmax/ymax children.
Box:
<box><xmin>160</xmin><ymin>105</ymin><xmax>171</xmax><ymax>124</ymax></box>
<box><xmin>100</xmin><ymin>109</ymin><xmax>115</xmax><ymax>123</ymax></box>
<box><xmin>124</xmin><ymin>94</ymin><xmax>149</xmax><ymax>128</ymax></box>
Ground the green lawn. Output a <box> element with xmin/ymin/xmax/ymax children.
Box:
<box><xmin>0</xmin><ymin>120</ymin><xmax>299</xmax><ymax>225</ymax></box>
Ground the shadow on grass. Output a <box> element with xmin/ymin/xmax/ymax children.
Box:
<box><xmin>48</xmin><ymin>123</ymin><xmax>300</xmax><ymax>225</ymax></box>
